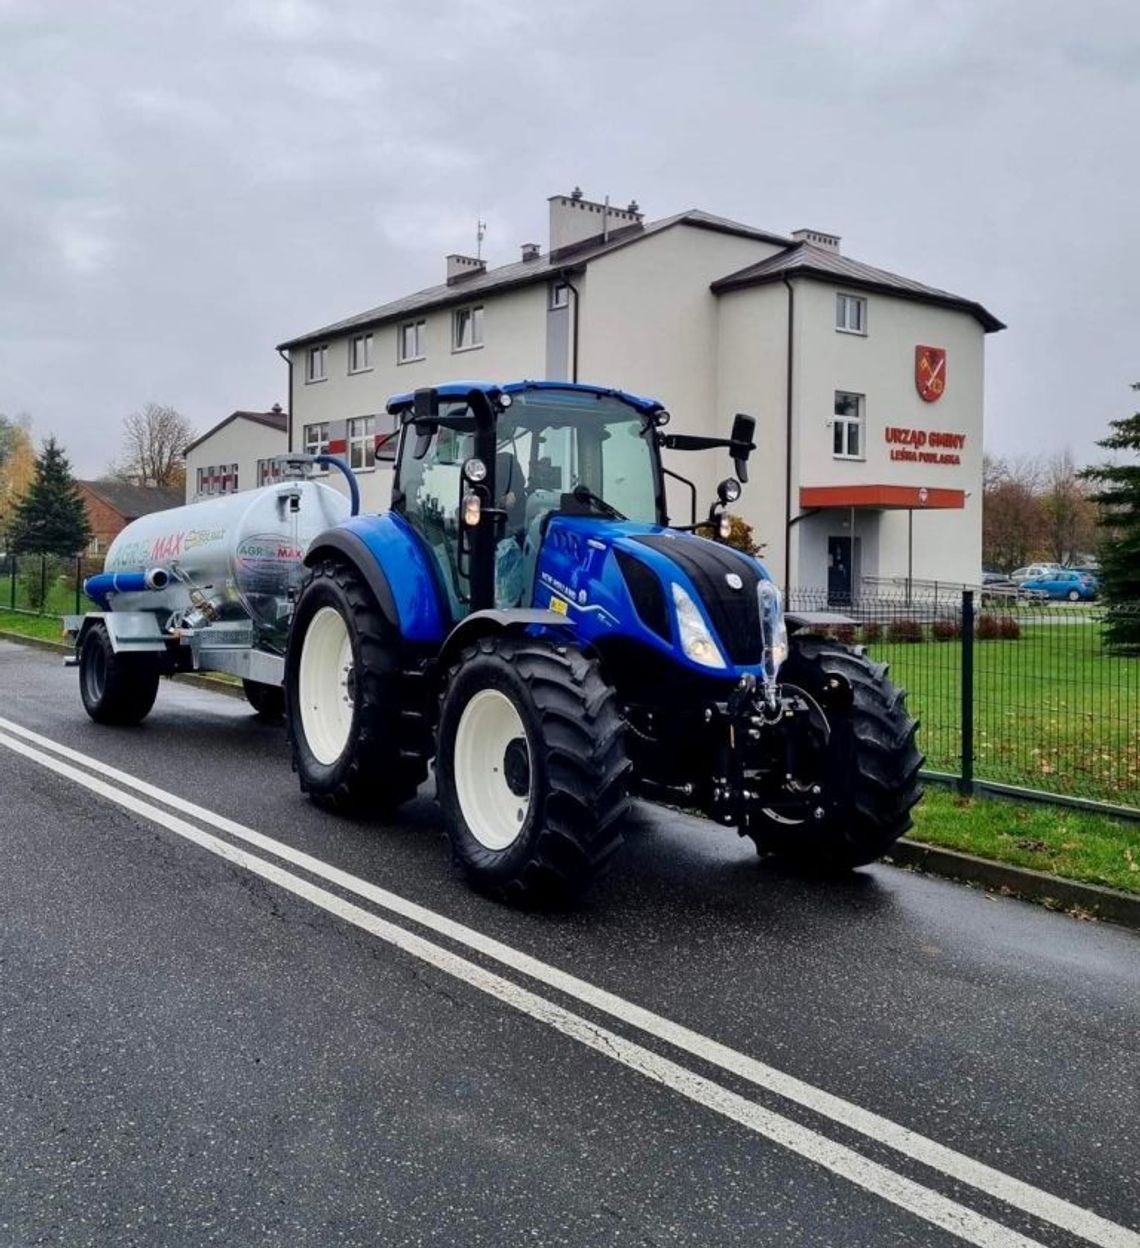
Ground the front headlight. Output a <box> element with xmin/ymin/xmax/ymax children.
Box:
<box><xmin>671</xmin><ymin>582</ymin><xmax>726</xmax><ymax>669</ymax></box>
<box><xmin>758</xmin><ymin>579</ymin><xmax>788</xmax><ymax>681</ymax></box>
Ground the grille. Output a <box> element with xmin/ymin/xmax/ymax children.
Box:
<box><xmin>632</xmin><ymin>535</ymin><xmax>763</xmax><ymax>665</ymax></box>
<box><xmin>614</xmin><ymin>549</ymin><xmax>670</xmax><ymax>642</ymax></box>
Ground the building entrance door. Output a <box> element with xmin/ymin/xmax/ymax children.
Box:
<box><xmin>828</xmin><ymin>536</ymin><xmax>854</xmax><ymax>605</ymax></box>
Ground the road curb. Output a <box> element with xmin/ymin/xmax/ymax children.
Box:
<box><xmin>0</xmin><ymin>628</ymin><xmax>245</xmax><ymax>700</ymax></box>
<box><xmin>889</xmin><ymin>839</ymin><xmax>1140</xmax><ymax>930</ymax></box>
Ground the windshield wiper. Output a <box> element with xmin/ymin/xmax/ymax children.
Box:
<box><xmin>570</xmin><ymin>483</ymin><xmax>626</xmax><ymax>520</ymax></box>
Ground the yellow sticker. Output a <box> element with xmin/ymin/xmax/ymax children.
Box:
<box><xmin>549</xmin><ymin>596</ymin><xmax>568</xmax><ymax>615</ymax></box>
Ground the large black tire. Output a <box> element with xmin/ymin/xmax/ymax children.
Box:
<box><xmin>748</xmin><ymin>635</ymin><xmax>923</xmax><ymax>869</ymax></box>
<box><xmin>79</xmin><ymin>622</ymin><xmax>161</xmax><ymax>726</ymax></box>
<box><xmin>436</xmin><ymin>636</ymin><xmax>631</xmax><ymax>902</ymax></box>
<box><xmin>285</xmin><ymin>558</ymin><xmax>429</xmax><ymax>813</ymax></box>
<box><xmin>243</xmin><ymin>679</ymin><xmax>285</xmax><ymax>720</ymax></box>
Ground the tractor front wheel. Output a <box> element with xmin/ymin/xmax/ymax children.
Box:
<box><xmin>285</xmin><ymin>558</ymin><xmax>428</xmax><ymax>813</ymax></box>
<box><xmin>78</xmin><ymin>622</ymin><xmax>161</xmax><ymax>726</ymax></box>
<box><xmin>436</xmin><ymin>636</ymin><xmax>630</xmax><ymax>902</ymax></box>
<box><xmin>748</xmin><ymin>635</ymin><xmax>923</xmax><ymax>869</ymax></box>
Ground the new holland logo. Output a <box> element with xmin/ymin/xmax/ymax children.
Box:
<box><xmin>725</xmin><ymin>573</ymin><xmax>743</xmax><ymax>590</ymax></box>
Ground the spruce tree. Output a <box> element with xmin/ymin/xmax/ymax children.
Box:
<box><xmin>10</xmin><ymin>437</ymin><xmax>92</xmax><ymax>555</ymax></box>
<box><xmin>1082</xmin><ymin>382</ymin><xmax>1140</xmax><ymax>649</ymax></box>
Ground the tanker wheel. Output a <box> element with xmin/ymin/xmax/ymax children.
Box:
<box><xmin>79</xmin><ymin>622</ymin><xmax>161</xmax><ymax>726</ymax></box>
<box><xmin>242</xmin><ymin>679</ymin><xmax>285</xmax><ymax>720</ymax></box>
<box><xmin>436</xmin><ymin>635</ymin><xmax>631</xmax><ymax>903</ymax></box>
<box><xmin>285</xmin><ymin>558</ymin><xmax>428</xmax><ymax>813</ymax></box>
<box><xmin>747</xmin><ymin>635</ymin><xmax>923</xmax><ymax>869</ymax></box>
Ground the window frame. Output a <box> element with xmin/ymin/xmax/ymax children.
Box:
<box><xmin>451</xmin><ymin>304</ymin><xmax>484</xmax><ymax>353</ymax></box>
<box><xmin>835</xmin><ymin>292</ymin><xmax>867</xmax><ymax>336</ymax></box>
<box><xmin>832</xmin><ymin>390</ymin><xmax>865</xmax><ymax>461</ymax></box>
<box><xmin>549</xmin><ymin>281</ymin><xmax>570</xmax><ymax>310</ymax></box>
<box><xmin>306</xmin><ymin>343</ymin><xmax>329</xmax><ymax>383</ymax></box>
<box><xmin>347</xmin><ymin>415</ymin><xmax>377</xmax><ymax>471</ymax></box>
<box><xmin>398</xmin><ymin>319</ymin><xmax>426</xmax><ymax>364</ymax></box>
<box><xmin>303</xmin><ymin>421</ymin><xmax>330</xmax><ymax>473</ymax></box>
<box><xmin>348</xmin><ymin>332</ymin><xmax>374</xmax><ymax>374</ymax></box>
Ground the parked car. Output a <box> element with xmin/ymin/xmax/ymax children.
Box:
<box><xmin>1011</xmin><ymin>563</ymin><xmax>1064</xmax><ymax>585</ymax></box>
<box><xmin>1019</xmin><ymin>570</ymin><xmax>1098</xmax><ymax>601</ymax></box>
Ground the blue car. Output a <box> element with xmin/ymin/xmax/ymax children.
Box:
<box><xmin>1020</xmin><ymin>569</ymin><xmax>1098</xmax><ymax>601</ymax></box>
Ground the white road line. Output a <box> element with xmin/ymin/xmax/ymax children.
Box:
<box><xmin>2</xmin><ymin>715</ymin><xmax>1137</xmax><ymax>1248</ymax></box>
<box><xmin>0</xmin><ymin>728</ymin><xmax>1051</xmax><ymax>1248</ymax></box>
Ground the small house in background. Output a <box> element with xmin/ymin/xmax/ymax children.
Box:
<box><xmin>182</xmin><ymin>405</ymin><xmax>288</xmax><ymax>503</ymax></box>
<box><xmin>76</xmin><ymin>480</ymin><xmax>184</xmax><ymax>556</ymax></box>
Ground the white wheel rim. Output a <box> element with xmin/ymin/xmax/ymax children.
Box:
<box><xmin>453</xmin><ymin>688</ymin><xmax>532</xmax><ymax>850</ymax></box>
<box><xmin>299</xmin><ymin>606</ymin><xmax>355</xmax><ymax>766</ymax></box>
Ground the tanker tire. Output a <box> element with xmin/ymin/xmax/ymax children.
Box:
<box><xmin>243</xmin><ymin>679</ymin><xmax>285</xmax><ymax>720</ymax></box>
<box><xmin>436</xmin><ymin>635</ymin><xmax>631</xmax><ymax>903</ymax></box>
<box><xmin>285</xmin><ymin>558</ymin><xmax>428</xmax><ymax>814</ymax></box>
<box><xmin>79</xmin><ymin>622</ymin><xmax>161</xmax><ymax>726</ymax></box>
<box><xmin>748</xmin><ymin>635</ymin><xmax>923</xmax><ymax>869</ymax></box>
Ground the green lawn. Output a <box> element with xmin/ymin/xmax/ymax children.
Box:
<box><xmin>873</xmin><ymin>620</ymin><xmax>1140</xmax><ymax>809</ymax></box>
<box><xmin>0</xmin><ymin>608</ymin><xmax>71</xmax><ymax>643</ymax></box>
<box><xmin>0</xmin><ymin>571</ymin><xmax>85</xmax><ymax>616</ymax></box>
<box><xmin>910</xmin><ymin>786</ymin><xmax>1140</xmax><ymax>897</ymax></box>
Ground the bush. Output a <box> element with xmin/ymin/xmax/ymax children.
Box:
<box><xmin>998</xmin><ymin>615</ymin><xmax>1021</xmax><ymax>640</ymax></box>
<box><xmin>714</xmin><ymin>514</ymin><xmax>762</xmax><ymax>557</ymax></box>
<box><xmin>830</xmin><ymin>624</ymin><xmax>858</xmax><ymax>644</ymax></box>
<box><xmin>19</xmin><ymin>554</ymin><xmax>62</xmax><ymax>611</ymax></box>
<box><xmin>860</xmin><ymin>620</ymin><xmax>883</xmax><ymax>644</ymax></box>
<box><xmin>887</xmin><ymin>618</ymin><xmax>924</xmax><ymax>643</ymax></box>
<box><xmin>931</xmin><ymin>617</ymin><xmax>961</xmax><ymax>641</ymax></box>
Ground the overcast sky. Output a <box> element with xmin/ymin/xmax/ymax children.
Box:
<box><xmin>1</xmin><ymin>0</ymin><xmax>1137</xmax><ymax>477</ymax></box>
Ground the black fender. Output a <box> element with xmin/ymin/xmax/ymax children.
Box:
<box><xmin>303</xmin><ymin>529</ymin><xmax>400</xmax><ymax>634</ymax></box>
<box><xmin>437</xmin><ymin>608</ymin><xmax>573</xmax><ymax>673</ymax></box>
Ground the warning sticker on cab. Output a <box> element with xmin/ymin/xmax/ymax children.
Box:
<box><xmin>549</xmin><ymin>596</ymin><xmax>568</xmax><ymax>615</ymax></box>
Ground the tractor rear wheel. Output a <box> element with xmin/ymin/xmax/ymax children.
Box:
<box><xmin>285</xmin><ymin>558</ymin><xmax>428</xmax><ymax>813</ymax></box>
<box><xmin>748</xmin><ymin>635</ymin><xmax>922</xmax><ymax>869</ymax></box>
<box><xmin>436</xmin><ymin>636</ymin><xmax>631</xmax><ymax>902</ymax></box>
<box><xmin>79</xmin><ymin>622</ymin><xmax>161</xmax><ymax>726</ymax></box>
<box><xmin>243</xmin><ymin>679</ymin><xmax>285</xmax><ymax>720</ymax></box>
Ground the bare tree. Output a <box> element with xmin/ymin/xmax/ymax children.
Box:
<box><xmin>111</xmin><ymin>403</ymin><xmax>196</xmax><ymax>489</ymax></box>
<box><xmin>1040</xmin><ymin>448</ymin><xmax>1098</xmax><ymax>565</ymax></box>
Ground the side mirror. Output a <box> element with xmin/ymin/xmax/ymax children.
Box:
<box><xmin>729</xmin><ymin>414</ymin><xmax>756</xmax><ymax>484</ymax></box>
<box><xmin>413</xmin><ymin>387</ymin><xmax>439</xmax><ymax>421</ymax></box>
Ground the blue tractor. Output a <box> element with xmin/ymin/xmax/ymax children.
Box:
<box><xmin>285</xmin><ymin>381</ymin><xmax>922</xmax><ymax>900</ymax></box>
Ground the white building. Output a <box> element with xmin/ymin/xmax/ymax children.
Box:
<box><xmin>275</xmin><ymin>192</ymin><xmax>1003</xmax><ymax>594</ymax></box>
<box><xmin>183</xmin><ymin>406</ymin><xmax>288</xmax><ymax>503</ymax></box>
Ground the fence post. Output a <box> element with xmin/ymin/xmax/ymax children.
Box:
<box><xmin>8</xmin><ymin>554</ymin><xmax>14</xmax><ymax>611</ymax></box>
<box><xmin>39</xmin><ymin>554</ymin><xmax>47</xmax><ymax>617</ymax></box>
<box><xmin>959</xmin><ymin>589</ymin><xmax>975</xmax><ymax>797</ymax></box>
<box><xmin>74</xmin><ymin>555</ymin><xmax>82</xmax><ymax>615</ymax></box>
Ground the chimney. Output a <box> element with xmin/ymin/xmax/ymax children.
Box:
<box><xmin>446</xmin><ymin>253</ymin><xmax>486</xmax><ymax>284</ymax></box>
<box><xmin>270</xmin><ymin>403</ymin><xmax>283</xmax><ymax>414</ymax></box>
<box><xmin>548</xmin><ymin>191</ymin><xmax>644</xmax><ymax>257</ymax></box>
<box><xmin>791</xmin><ymin>228</ymin><xmax>841</xmax><ymax>254</ymax></box>
<box><xmin>520</xmin><ymin>242</ymin><xmax>540</xmax><ymax>262</ymax></box>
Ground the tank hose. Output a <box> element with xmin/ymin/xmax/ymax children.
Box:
<box><xmin>83</xmin><ymin>568</ymin><xmax>170</xmax><ymax>610</ymax></box>
<box><xmin>315</xmin><ymin>454</ymin><xmax>360</xmax><ymax>516</ymax></box>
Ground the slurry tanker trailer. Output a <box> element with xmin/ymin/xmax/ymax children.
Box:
<box><xmin>69</xmin><ymin>381</ymin><xmax>921</xmax><ymax>900</ymax></box>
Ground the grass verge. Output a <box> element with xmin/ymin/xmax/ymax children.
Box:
<box><xmin>0</xmin><ymin>609</ymin><xmax>70</xmax><ymax>643</ymax></box>
<box><xmin>909</xmin><ymin>786</ymin><xmax>1140</xmax><ymax>897</ymax></box>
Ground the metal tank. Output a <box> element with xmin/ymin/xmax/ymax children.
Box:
<box><xmin>93</xmin><ymin>479</ymin><xmax>350</xmax><ymax>643</ymax></box>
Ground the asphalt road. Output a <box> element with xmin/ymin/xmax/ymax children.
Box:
<box><xmin>1</xmin><ymin>639</ymin><xmax>1137</xmax><ymax>1248</ymax></box>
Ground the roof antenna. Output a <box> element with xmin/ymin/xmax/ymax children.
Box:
<box><xmin>476</xmin><ymin>219</ymin><xmax>487</xmax><ymax>261</ymax></box>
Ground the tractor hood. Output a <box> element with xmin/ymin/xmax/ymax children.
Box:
<box><xmin>535</xmin><ymin>516</ymin><xmax>786</xmax><ymax>680</ymax></box>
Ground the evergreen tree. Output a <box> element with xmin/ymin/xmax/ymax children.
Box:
<box><xmin>1082</xmin><ymin>383</ymin><xmax>1140</xmax><ymax>649</ymax></box>
<box><xmin>10</xmin><ymin>437</ymin><xmax>92</xmax><ymax>555</ymax></box>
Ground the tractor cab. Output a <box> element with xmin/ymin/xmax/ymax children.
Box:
<box><xmin>386</xmin><ymin>381</ymin><xmax>753</xmax><ymax>622</ymax></box>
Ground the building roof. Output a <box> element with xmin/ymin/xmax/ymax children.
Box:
<box><xmin>711</xmin><ymin>243</ymin><xmax>1005</xmax><ymax>332</ymax></box>
<box><xmin>276</xmin><ymin>211</ymin><xmax>795</xmax><ymax>350</ymax></box>
<box><xmin>78</xmin><ymin>480</ymin><xmax>183</xmax><ymax>520</ymax></box>
<box><xmin>183</xmin><ymin>407</ymin><xmax>288</xmax><ymax>455</ymax></box>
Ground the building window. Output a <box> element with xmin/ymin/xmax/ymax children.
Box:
<box><xmin>835</xmin><ymin>293</ymin><xmax>866</xmax><ymax>334</ymax></box>
<box><xmin>196</xmin><ymin>467</ymin><xmax>205</xmax><ymax>495</ymax></box>
<box><xmin>375</xmin><ymin>413</ymin><xmax>399</xmax><ymax>463</ymax></box>
<box><xmin>347</xmin><ymin>416</ymin><xmax>376</xmax><ymax>470</ymax></box>
<box><xmin>833</xmin><ymin>391</ymin><xmax>864</xmax><ymax>459</ymax></box>
<box><xmin>349</xmin><ymin>332</ymin><xmax>373</xmax><ymax>373</ymax></box>
<box><xmin>257</xmin><ymin>458</ymin><xmax>281</xmax><ymax>487</ymax></box>
<box><xmin>452</xmin><ymin>304</ymin><xmax>484</xmax><ymax>352</ymax></box>
<box><xmin>398</xmin><ymin>320</ymin><xmax>425</xmax><ymax>363</ymax></box>
<box><xmin>549</xmin><ymin>281</ymin><xmax>570</xmax><ymax>310</ymax></box>
<box><xmin>306</xmin><ymin>343</ymin><xmax>328</xmax><ymax>382</ymax></box>
<box><xmin>303</xmin><ymin>422</ymin><xmax>330</xmax><ymax>463</ymax></box>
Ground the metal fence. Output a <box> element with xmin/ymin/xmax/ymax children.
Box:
<box><xmin>787</xmin><ymin>587</ymin><xmax>1140</xmax><ymax>817</ymax></box>
<box><xmin>0</xmin><ymin>552</ymin><xmax>105</xmax><ymax>618</ymax></box>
